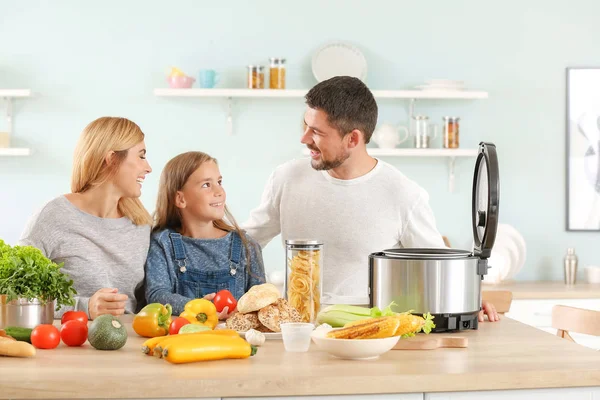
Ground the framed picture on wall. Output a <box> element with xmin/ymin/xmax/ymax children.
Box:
<box><xmin>567</xmin><ymin>67</ymin><xmax>600</xmax><ymax>231</ymax></box>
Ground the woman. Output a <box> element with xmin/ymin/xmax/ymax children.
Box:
<box><xmin>19</xmin><ymin>117</ymin><xmax>152</xmax><ymax>320</ymax></box>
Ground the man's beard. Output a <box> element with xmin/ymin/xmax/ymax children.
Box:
<box><xmin>309</xmin><ymin>147</ymin><xmax>350</xmax><ymax>171</ymax></box>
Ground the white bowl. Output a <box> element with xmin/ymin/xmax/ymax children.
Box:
<box><xmin>310</xmin><ymin>329</ymin><xmax>400</xmax><ymax>360</ymax></box>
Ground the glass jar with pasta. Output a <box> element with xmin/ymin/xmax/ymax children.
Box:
<box><xmin>284</xmin><ymin>239</ymin><xmax>323</xmax><ymax>324</ymax></box>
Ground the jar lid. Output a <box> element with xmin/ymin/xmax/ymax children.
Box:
<box><xmin>285</xmin><ymin>239</ymin><xmax>323</xmax><ymax>246</ymax></box>
<box><xmin>413</xmin><ymin>115</ymin><xmax>429</xmax><ymax>120</ymax></box>
<box><xmin>269</xmin><ymin>57</ymin><xmax>286</xmax><ymax>63</ymax></box>
<box><xmin>471</xmin><ymin>142</ymin><xmax>500</xmax><ymax>259</ymax></box>
<box><xmin>443</xmin><ymin>116</ymin><xmax>460</xmax><ymax>121</ymax></box>
<box><xmin>247</xmin><ymin>65</ymin><xmax>265</xmax><ymax>70</ymax></box>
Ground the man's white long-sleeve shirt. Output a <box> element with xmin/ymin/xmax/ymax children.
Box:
<box><xmin>242</xmin><ymin>158</ymin><xmax>445</xmax><ymax>304</ymax></box>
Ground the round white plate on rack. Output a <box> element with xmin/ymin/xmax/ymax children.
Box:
<box><xmin>312</xmin><ymin>42</ymin><xmax>367</xmax><ymax>82</ymax></box>
<box><xmin>498</xmin><ymin>224</ymin><xmax>526</xmax><ymax>278</ymax></box>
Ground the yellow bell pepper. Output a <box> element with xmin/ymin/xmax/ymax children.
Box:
<box><xmin>180</xmin><ymin>299</ymin><xmax>218</xmax><ymax>329</ymax></box>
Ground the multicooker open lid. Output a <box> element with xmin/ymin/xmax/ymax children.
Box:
<box><xmin>472</xmin><ymin>142</ymin><xmax>500</xmax><ymax>259</ymax></box>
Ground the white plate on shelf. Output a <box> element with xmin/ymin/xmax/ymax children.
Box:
<box><xmin>497</xmin><ymin>224</ymin><xmax>526</xmax><ymax>279</ymax></box>
<box><xmin>312</xmin><ymin>42</ymin><xmax>367</xmax><ymax>83</ymax></box>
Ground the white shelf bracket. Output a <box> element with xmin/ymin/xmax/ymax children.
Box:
<box><xmin>4</xmin><ymin>97</ymin><xmax>13</xmax><ymax>135</ymax></box>
<box><xmin>448</xmin><ymin>156</ymin><xmax>456</xmax><ymax>193</ymax></box>
<box><xmin>408</xmin><ymin>98</ymin><xmax>416</xmax><ymax>120</ymax></box>
<box><xmin>226</xmin><ymin>97</ymin><xmax>233</xmax><ymax>136</ymax></box>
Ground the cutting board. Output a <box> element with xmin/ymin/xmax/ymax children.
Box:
<box><xmin>392</xmin><ymin>336</ymin><xmax>468</xmax><ymax>350</ymax></box>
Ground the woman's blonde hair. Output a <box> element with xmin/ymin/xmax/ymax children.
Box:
<box><xmin>71</xmin><ymin>117</ymin><xmax>152</xmax><ymax>226</ymax></box>
<box><xmin>153</xmin><ymin>151</ymin><xmax>252</xmax><ymax>264</ymax></box>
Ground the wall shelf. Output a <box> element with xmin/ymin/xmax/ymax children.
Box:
<box><xmin>154</xmin><ymin>88</ymin><xmax>488</xmax><ymax>136</ymax></box>
<box><xmin>302</xmin><ymin>147</ymin><xmax>478</xmax><ymax>192</ymax></box>
<box><xmin>1</xmin><ymin>89</ymin><xmax>33</xmax><ymax>157</ymax></box>
<box><xmin>154</xmin><ymin>88</ymin><xmax>488</xmax><ymax>100</ymax></box>
<box><xmin>0</xmin><ymin>148</ymin><xmax>31</xmax><ymax>156</ymax></box>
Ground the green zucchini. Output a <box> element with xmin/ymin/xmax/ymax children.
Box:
<box><xmin>4</xmin><ymin>327</ymin><xmax>33</xmax><ymax>343</ymax></box>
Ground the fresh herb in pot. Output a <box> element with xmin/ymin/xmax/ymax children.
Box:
<box><xmin>0</xmin><ymin>240</ymin><xmax>77</xmax><ymax>310</ymax></box>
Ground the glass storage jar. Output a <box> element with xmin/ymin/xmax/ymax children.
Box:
<box><xmin>284</xmin><ymin>239</ymin><xmax>323</xmax><ymax>323</ymax></box>
<box><xmin>269</xmin><ymin>58</ymin><xmax>286</xmax><ymax>89</ymax></box>
<box><xmin>443</xmin><ymin>116</ymin><xmax>460</xmax><ymax>148</ymax></box>
<box><xmin>247</xmin><ymin>65</ymin><xmax>265</xmax><ymax>89</ymax></box>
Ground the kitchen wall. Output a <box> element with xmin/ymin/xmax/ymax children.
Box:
<box><xmin>1</xmin><ymin>0</ymin><xmax>599</xmax><ymax>281</ymax></box>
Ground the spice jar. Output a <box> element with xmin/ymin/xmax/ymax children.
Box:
<box><xmin>284</xmin><ymin>240</ymin><xmax>323</xmax><ymax>323</ymax></box>
<box><xmin>443</xmin><ymin>116</ymin><xmax>460</xmax><ymax>148</ymax></box>
<box><xmin>269</xmin><ymin>58</ymin><xmax>286</xmax><ymax>89</ymax></box>
<box><xmin>247</xmin><ymin>65</ymin><xmax>265</xmax><ymax>89</ymax></box>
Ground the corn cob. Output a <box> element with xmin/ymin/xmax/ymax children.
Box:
<box><xmin>393</xmin><ymin>312</ymin><xmax>436</xmax><ymax>337</ymax></box>
<box><xmin>326</xmin><ymin>316</ymin><xmax>400</xmax><ymax>339</ymax></box>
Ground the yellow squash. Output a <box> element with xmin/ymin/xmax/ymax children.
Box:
<box><xmin>179</xmin><ymin>299</ymin><xmax>219</xmax><ymax>329</ymax></box>
<box><xmin>162</xmin><ymin>334</ymin><xmax>257</xmax><ymax>364</ymax></box>
<box><xmin>151</xmin><ymin>329</ymin><xmax>240</xmax><ymax>358</ymax></box>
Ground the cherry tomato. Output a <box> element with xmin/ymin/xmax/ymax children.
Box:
<box><xmin>31</xmin><ymin>324</ymin><xmax>60</xmax><ymax>349</ymax></box>
<box><xmin>169</xmin><ymin>317</ymin><xmax>190</xmax><ymax>335</ymax></box>
<box><xmin>61</xmin><ymin>310</ymin><xmax>88</xmax><ymax>325</ymax></box>
<box><xmin>213</xmin><ymin>289</ymin><xmax>237</xmax><ymax>313</ymax></box>
<box><xmin>60</xmin><ymin>320</ymin><xmax>88</xmax><ymax>347</ymax></box>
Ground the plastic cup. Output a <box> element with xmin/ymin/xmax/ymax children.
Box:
<box><xmin>280</xmin><ymin>322</ymin><xmax>314</xmax><ymax>352</ymax></box>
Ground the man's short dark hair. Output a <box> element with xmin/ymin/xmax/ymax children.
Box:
<box><xmin>305</xmin><ymin>76</ymin><xmax>378</xmax><ymax>144</ymax></box>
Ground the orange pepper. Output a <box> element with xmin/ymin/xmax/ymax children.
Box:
<box><xmin>132</xmin><ymin>303</ymin><xmax>172</xmax><ymax>338</ymax></box>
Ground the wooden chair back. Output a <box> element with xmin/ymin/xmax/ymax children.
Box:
<box><xmin>552</xmin><ymin>305</ymin><xmax>600</xmax><ymax>342</ymax></box>
<box><xmin>481</xmin><ymin>290</ymin><xmax>513</xmax><ymax>314</ymax></box>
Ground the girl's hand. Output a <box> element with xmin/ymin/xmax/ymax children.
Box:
<box><xmin>203</xmin><ymin>293</ymin><xmax>236</xmax><ymax>320</ymax></box>
<box><xmin>217</xmin><ymin>306</ymin><xmax>237</xmax><ymax>320</ymax></box>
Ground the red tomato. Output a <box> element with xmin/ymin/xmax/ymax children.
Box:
<box><xmin>31</xmin><ymin>324</ymin><xmax>61</xmax><ymax>349</ymax></box>
<box><xmin>213</xmin><ymin>290</ymin><xmax>237</xmax><ymax>313</ymax></box>
<box><xmin>61</xmin><ymin>310</ymin><xmax>88</xmax><ymax>325</ymax></box>
<box><xmin>169</xmin><ymin>317</ymin><xmax>190</xmax><ymax>335</ymax></box>
<box><xmin>60</xmin><ymin>320</ymin><xmax>88</xmax><ymax>347</ymax></box>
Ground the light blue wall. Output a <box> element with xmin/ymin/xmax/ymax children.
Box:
<box><xmin>1</xmin><ymin>0</ymin><xmax>599</xmax><ymax>282</ymax></box>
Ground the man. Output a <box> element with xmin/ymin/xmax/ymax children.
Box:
<box><xmin>243</xmin><ymin>76</ymin><xmax>498</xmax><ymax>322</ymax></box>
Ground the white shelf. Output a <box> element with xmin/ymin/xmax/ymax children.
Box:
<box><xmin>0</xmin><ymin>89</ymin><xmax>32</xmax><ymax>98</ymax></box>
<box><xmin>0</xmin><ymin>148</ymin><xmax>31</xmax><ymax>156</ymax></box>
<box><xmin>302</xmin><ymin>148</ymin><xmax>478</xmax><ymax>157</ymax></box>
<box><xmin>154</xmin><ymin>88</ymin><xmax>488</xmax><ymax>100</ymax></box>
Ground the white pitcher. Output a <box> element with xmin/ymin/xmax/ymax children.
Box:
<box><xmin>372</xmin><ymin>123</ymin><xmax>409</xmax><ymax>149</ymax></box>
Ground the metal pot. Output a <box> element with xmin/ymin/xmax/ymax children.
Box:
<box><xmin>369</xmin><ymin>142</ymin><xmax>500</xmax><ymax>332</ymax></box>
<box><xmin>0</xmin><ymin>296</ymin><xmax>55</xmax><ymax>329</ymax></box>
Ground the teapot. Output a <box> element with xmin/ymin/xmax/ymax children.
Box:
<box><xmin>372</xmin><ymin>123</ymin><xmax>409</xmax><ymax>149</ymax></box>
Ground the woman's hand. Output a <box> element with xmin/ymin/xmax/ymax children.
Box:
<box><xmin>88</xmin><ymin>288</ymin><xmax>128</xmax><ymax>320</ymax></box>
<box><xmin>479</xmin><ymin>300</ymin><xmax>500</xmax><ymax>322</ymax></box>
<box><xmin>203</xmin><ymin>293</ymin><xmax>236</xmax><ymax>320</ymax></box>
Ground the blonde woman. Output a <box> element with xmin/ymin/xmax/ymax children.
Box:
<box><xmin>145</xmin><ymin>151</ymin><xmax>265</xmax><ymax>316</ymax></box>
<box><xmin>19</xmin><ymin>117</ymin><xmax>153</xmax><ymax>320</ymax></box>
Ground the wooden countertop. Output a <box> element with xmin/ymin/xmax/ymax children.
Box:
<box><xmin>1</xmin><ymin>315</ymin><xmax>600</xmax><ymax>399</ymax></box>
<box><xmin>483</xmin><ymin>281</ymin><xmax>600</xmax><ymax>299</ymax></box>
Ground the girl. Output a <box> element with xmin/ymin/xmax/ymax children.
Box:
<box><xmin>145</xmin><ymin>151</ymin><xmax>266</xmax><ymax>317</ymax></box>
<box><xmin>19</xmin><ymin>117</ymin><xmax>153</xmax><ymax>319</ymax></box>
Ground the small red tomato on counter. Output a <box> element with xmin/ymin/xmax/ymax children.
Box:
<box><xmin>169</xmin><ymin>317</ymin><xmax>190</xmax><ymax>335</ymax></box>
<box><xmin>31</xmin><ymin>324</ymin><xmax>60</xmax><ymax>349</ymax></box>
<box><xmin>60</xmin><ymin>320</ymin><xmax>88</xmax><ymax>347</ymax></box>
<box><xmin>213</xmin><ymin>290</ymin><xmax>237</xmax><ymax>313</ymax></box>
<box><xmin>61</xmin><ymin>310</ymin><xmax>88</xmax><ymax>325</ymax></box>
